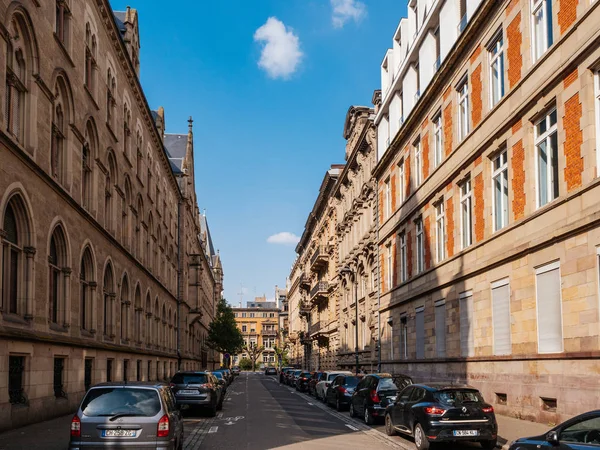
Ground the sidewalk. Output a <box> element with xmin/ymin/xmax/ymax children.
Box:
<box><xmin>495</xmin><ymin>414</ymin><xmax>551</xmax><ymax>449</ymax></box>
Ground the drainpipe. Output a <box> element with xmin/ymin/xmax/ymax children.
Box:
<box><xmin>176</xmin><ymin>194</ymin><xmax>183</xmax><ymax>371</ymax></box>
<box><xmin>376</xmin><ymin>179</ymin><xmax>382</xmax><ymax>373</ymax></box>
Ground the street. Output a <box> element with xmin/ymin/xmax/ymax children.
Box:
<box><xmin>0</xmin><ymin>372</ymin><xmax>550</xmax><ymax>450</ymax></box>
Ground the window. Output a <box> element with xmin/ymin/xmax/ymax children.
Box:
<box><xmin>136</xmin><ymin>132</ymin><xmax>143</xmax><ymax>180</ymax></box>
<box><xmin>488</xmin><ymin>31</ymin><xmax>505</xmax><ymax>107</ymax></box>
<box><xmin>536</xmin><ymin>262</ymin><xmax>563</xmax><ymax>353</ymax></box>
<box><xmin>560</xmin><ymin>417</ymin><xmax>600</xmax><ymax>443</ymax></box>
<box><xmin>105</xmin><ymin>155</ymin><xmax>116</xmax><ymax>233</ymax></box>
<box><xmin>55</xmin><ymin>0</ymin><xmax>71</xmax><ymax>46</ymax></box>
<box><xmin>106</xmin><ymin>69</ymin><xmax>116</xmax><ymax>129</ymax></box>
<box><xmin>84</xmin><ymin>358</ymin><xmax>93</xmax><ymax>391</ymax></box>
<box><xmin>388</xmin><ymin>320</ymin><xmax>394</xmax><ymax>360</ymax></box>
<box><xmin>249</xmin><ymin>313</ymin><xmax>255</xmax><ymax>318</ymax></box>
<box><xmin>2</xmin><ymin>202</ymin><xmax>22</xmax><ymax>315</ymax></box>
<box><xmin>532</xmin><ymin>0</ymin><xmax>553</xmax><ymax>62</ymax></box>
<box><xmin>400</xmin><ymin>232</ymin><xmax>407</xmax><ymax>283</ymax></box>
<box><xmin>459</xmin><ymin>291</ymin><xmax>474</xmax><ymax>357</ymax></box>
<box><xmin>400</xmin><ymin>315</ymin><xmax>408</xmax><ymax>359</ymax></box>
<box><xmin>53</xmin><ymin>357</ymin><xmax>66</xmax><ymax>398</ymax></box>
<box><xmin>80</xmin><ymin>248</ymin><xmax>94</xmax><ymax>331</ymax></box>
<box><xmin>82</xmin><ymin>121</ymin><xmax>96</xmax><ymax>211</ymax></box>
<box><xmin>535</xmin><ymin>108</ymin><xmax>558</xmax><ymax>207</ymax></box>
<box><xmin>435</xmin><ymin>300</ymin><xmax>446</xmax><ymax>357</ymax></box>
<box><xmin>457</xmin><ymin>78</ymin><xmax>469</xmax><ymax>141</ymax></box>
<box><xmin>51</xmin><ymin>78</ymin><xmax>69</xmax><ymax>184</ymax></box>
<box><xmin>416</xmin><ymin>218</ymin><xmax>424</xmax><ymax>273</ymax></box>
<box><xmin>123</xmin><ymin>105</ymin><xmax>131</xmax><ymax>158</ymax></box>
<box><xmin>492</xmin><ymin>279</ymin><xmax>511</xmax><ymax>355</ymax></box>
<box><xmin>136</xmin><ymin>360</ymin><xmax>142</xmax><ymax>381</ymax></box>
<box><xmin>242</xmin><ymin>325</ymin><xmax>247</xmax><ymax>332</ymax></box>
<box><xmin>415</xmin><ymin>306</ymin><xmax>425</xmax><ymax>359</ymax></box>
<box><xmin>386</xmin><ymin>243</ymin><xmax>393</xmax><ymax>290</ymax></box>
<box><xmin>106</xmin><ymin>359</ymin><xmax>113</xmax><ymax>382</ymax></box>
<box><xmin>120</xmin><ymin>276</ymin><xmax>130</xmax><ymax>342</ymax></box>
<box><xmin>84</xmin><ymin>23</ymin><xmax>97</xmax><ymax>94</ymax></box>
<box><xmin>435</xmin><ymin>201</ymin><xmax>445</xmax><ymax>263</ymax></box>
<box><xmin>241</xmin><ymin>312</ymin><xmax>246</xmax><ymax>318</ymax></box>
<box><xmin>123</xmin><ymin>359</ymin><xmax>129</xmax><ymax>382</ymax></box>
<box><xmin>49</xmin><ymin>227</ymin><xmax>67</xmax><ymax>326</ymax></box>
<box><xmin>433</xmin><ymin>113</ymin><xmax>442</xmax><ymax>167</ymax></box>
<box><xmin>414</xmin><ymin>138</ymin><xmax>422</xmax><ymax>186</ymax></box>
<box><xmin>460</xmin><ymin>178</ymin><xmax>473</xmax><ymax>248</ymax></box>
<box><xmin>492</xmin><ymin>150</ymin><xmax>509</xmax><ymax>231</ymax></box>
<box><xmin>147</xmin><ymin>360</ymin><xmax>152</xmax><ymax>380</ymax></box>
<box><xmin>103</xmin><ymin>265</ymin><xmax>115</xmax><ymax>337</ymax></box>
<box><xmin>384</xmin><ymin>177</ymin><xmax>391</xmax><ymax>219</ymax></box>
<box><xmin>398</xmin><ymin>159</ymin><xmax>405</xmax><ymax>205</ymax></box>
<box><xmin>8</xmin><ymin>355</ymin><xmax>26</xmax><ymax>404</ymax></box>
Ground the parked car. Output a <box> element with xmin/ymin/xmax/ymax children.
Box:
<box><xmin>69</xmin><ymin>382</ymin><xmax>184</xmax><ymax>450</ymax></box>
<box><xmin>383</xmin><ymin>383</ymin><xmax>498</xmax><ymax>450</ymax></box>
<box><xmin>308</xmin><ymin>371</ymin><xmax>325</xmax><ymax>396</ymax></box>
<box><xmin>231</xmin><ymin>366</ymin><xmax>241</xmax><ymax>376</ymax></box>
<box><xmin>350</xmin><ymin>373</ymin><xmax>413</xmax><ymax>425</ymax></box>
<box><xmin>216</xmin><ymin>369</ymin><xmax>233</xmax><ymax>385</ymax></box>
<box><xmin>211</xmin><ymin>371</ymin><xmax>228</xmax><ymax>393</ymax></box>
<box><xmin>288</xmin><ymin>369</ymin><xmax>303</xmax><ymax>387</ymax></box>
<box><xmin>265</xmin><ymin>367</ymin><xmax>277</xmax><ymax>375</ymax></box>
<box><xmin>325</xmin><ymin>375</ymin><xmax>361</xmax><ymax>411</ymax></box>
<box><xmin>295</xmin><ymin>371</ymin><xmax>313</xmax><ymax>392</ymax></box>
<box><xmin>315</xmin><ymin>371</ymin><xmax>353</xmax><ymax>401</ymax></box>
<box><xmin>170</xmin><ymin>371</ymin><xmax>223</xmax><ymax>416</ymax></box>
<box><xmin>280</xmin><ymin>367</ymin><xmax>294</xmax><ymax>384</ymax></box>
<box><xmin>508</xmin><ymin>410</ymin><xmax>600</xmax><ymax>450</ymax></box>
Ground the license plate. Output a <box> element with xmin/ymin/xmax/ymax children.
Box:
<box><xmin>453</xmin><ymin>430</ymin><xmax>479</xmax><ymax>437</ymax></box>
<box><xmin>102</xmin><ymin>429</ymin><xmax>136</xmax><ymax>437</ymax></box>
<box><xmin>177</xmin><ymin>389</ymin><xmax>197</xmax><ymax>395</ymax></box>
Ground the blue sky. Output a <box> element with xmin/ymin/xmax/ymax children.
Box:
<box><xmin>109</xmin><ymin>0</ymin><xmax>406</xmax><ymax>306</ymax></box>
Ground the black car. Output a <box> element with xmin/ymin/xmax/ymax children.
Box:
<box><xmin>265</xmin><ymin>367</ymin><xmax>277</xmax><ymax>375</ymax></box>
<box><xmin>295</xmin><ymin>371</ymin><xmax>313</xmax><ymax>392</ymax></box>
<box><xmin>308</xmin><ymin>372</ymin><xmax>325</xmax><ymax>396</ymax></box>
<box><xmin>350</xmin><ymin>373</ymin><xmax>413</xmax><ymax>425</ymax></box>
<box><xmin>211</xmin><ymin>371</ymin><xmax>228</xmax><ymax>393</ymax></box>
<box><xmin>384</xmin><ymin>383</ymin><xmax>498</xmax><ymax>450</ymax></box>
<box><xmin>508</xmin><ymin>410</ymin><xmax>600</xmax><ymax>450</ymax></box>
<box><xmin>325</xmin><ymin>375</ymin><xmax>361</xmax><ymax>411</ymax></box>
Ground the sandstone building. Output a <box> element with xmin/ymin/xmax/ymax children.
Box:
<box><xmin>0</xmin><ymin>0</ymin><xmax>222</xmax><ymax>431</ymax></box>
<box><xmin>374</xmin><ymin>0</ymin><xmax>600</xmax><ymax>424</ymax></box>
<box><xmin>233</xmin><ymin>297</ymin><xmax>280</xmax><ymax>367</ymax></box>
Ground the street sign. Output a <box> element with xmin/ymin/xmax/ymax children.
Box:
<box><xmin>224</xmin><ymin>353</ymin><xmax>230</xmax><ymax>359</ymax></box>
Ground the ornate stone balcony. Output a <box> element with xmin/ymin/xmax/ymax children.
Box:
<box><xmin>309</xmin><ymin>246</ymin><xmax>330</xmax><ymax>272</ymax></box>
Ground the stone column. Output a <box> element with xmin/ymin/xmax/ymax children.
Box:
<box><xmin>62</xmin><ymin>267</ymin><xmax>72</xmax><ymax>328</ymax></box>
<box><xmin>23</xmin><ymin>246</ymin><xmax>36</xmax><ymax>320</ymax></box>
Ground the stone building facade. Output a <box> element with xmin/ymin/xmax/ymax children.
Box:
<box><xmin>334</xmin><ymin>105</ymin><xmax>379</xmax><ymax>372</ymax></box>
<box><xmin>233</xmin><ymin>299</ymin><xmax>280</xmax><ymax>368</ymax></box>
<box><xmin>0</xmin><ymin>0</ymin><xmax>222</xmax><ymax>431</ymax></box>
<box><xmin>374</xmin><ymin>0</ymin><xmax>600</xmax><ymax>424</ymax></box>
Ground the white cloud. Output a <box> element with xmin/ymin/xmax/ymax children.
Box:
<box><xmin>331</xmin><ymin>0</ymin><xmax>366</xmax><ymax>28</ymax></box>
<box><xmin>267</xmin><ymin>232</ymin><xmax>301</xmax><ymax>245</ymax></box>
<box><xmin>253</xmin><ymin>17</ymin><xmax>303</xmax><ymax>79</ymax></box>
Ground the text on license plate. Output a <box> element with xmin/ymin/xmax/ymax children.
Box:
<box><xmin>177</xmin><ymin>389</ymin><xmax>197</xmax><ymax>395</ymax></box>
<box><xmin>102</xmin><ymin>429</ymin><xmax>136</xmax><ymax>437</ymax></box>
<box><xmin>453</xmin><ymin>430</ymin><xmax>479</xmax><ymax>437</ymax></box>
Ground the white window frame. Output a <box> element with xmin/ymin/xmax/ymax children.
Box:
<box><xmin>488</xmin><ymin>30</ymin><xmax>505</xmax><ymax>108</ymax></box>
<box><xmin>384</xmin><ymin>177</ymin><xmax>392</xmax><ymax>219</ymax></box>
<box><xmin>534</xmin><ymin>108</ymin><xmax>558</xmax><ymax>208</ymax></box>
<box><xmin>433</xmin><ymin>112</ymin><xmax>442</xmax><ymax>167</ymax></box>
<box><xmin>535</xmin><ymin>261</ymin><xmax>563</xmax><ymax>354</ymax></box>
<box><xmin>414</xmin><ymin>138</ymin><xmax>422</xmax><ymax>186</ymax></box>
<box><xmin>416</xmin><ymin>218</ymin><xmax>424</xmax><ymax>273</ymax></box>
<box><xmin>435</xmin><ymin>201</ymin><xmax>445</xmax><ymax>263</ymax></box>
<box><xmin>400</xmin><ymin>232</ymin><xmax>407</xmax><ymax>283</ymax></box>
<box><xmin>492</xmin><ymin>150</ymin><xmax>509</xmax><ymax>231</ymax></box>
<box><xmin>386</xmin><ymin>243</ymin><xmax>393</xmax><ymax>290</ymax></box>
<box><xmin>457</xmin><ymin>77</ymin><xmax>469</xmax><ymax>141</ymax></box>
<box><xmin>531</xmin><ymin>0</ymin><xmax>553</xmax><ymax>62</ymax></box>
<box><xmin>460</xmin><ymin>178</ymin><xmax>473</xmax><ymax>248</ymax></box>
<box><xmin>398</xmin><ymin>159</ymin><xmax>405</xmax><ymax>205</ymax></box>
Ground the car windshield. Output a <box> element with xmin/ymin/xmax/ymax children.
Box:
<box><xmin>293</xmin><ymin>370</ymin><xmax>302</xmax><ymax>376</ymax></box>
<box><xmin>171</xmin><ymin>373</ymin><xmax>208</xmax><ymax>385</ymax></box>
<box><xmin>81</xmin><ymin>388</ymin><xmax>161</xmax><ymax>417</ymax></box>
<box><xmin>344</xmin><ymin>376</ymin><xmax>360</xmax><ymax>387</ymax></box>
<box><xmin>434</xmin><ymin>389</ymin><xmax>484</xmax><ymax>406</ymax></box>
<box><xmin>213</xmin><ymin>372</ymin><xmax>224</xmax><ymax>379</ymax></box>
<box><xmin>378</xmin><ymin>378</ymin><xmax>401</xmax><ymax>391</ymax></box>
<box><xmin>327</xmin><ymin>373</ymin><xmax>341</xmax><ymax>381</ymax></box>
<box><xmin>300</xmin><ymin>372</ymin><xmax>311</xmax><ymax>377</ymax></box>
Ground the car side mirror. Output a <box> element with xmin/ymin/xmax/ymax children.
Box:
<box><xmin>546</xmin><ymin>430</ymin><xmax>559</xmax><ymax>445</ymax></box>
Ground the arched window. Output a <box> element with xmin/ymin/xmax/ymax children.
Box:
<box><xmin>51</xmin><ymin>76</ymin><xmax>70</xmax><ymax>184</ymax></box>
<box><xmin>147</xmin><ymin>213</ymin><xmax>153</xmax><ymax>272</ymax></box>
<box><xmin>106</xmin><ymin>68</ymin><xmax>116</xmax><ymax>129</ymax></box>
<box><xmin>161</xmin><ymin>304</ymin><xmax>166</xmax><ymax>349</ymax></box>
<box><xmin>135</xmin><ymin>131</ymin><xmax>143</xmax><ymax>179</ymax></box>
<box><xmin>120</xmin><ymin>274</ymin><xmax>129</xmax><ymax>341</ymax></box>
<box><xmin>105</xmin><ymin>153</ymin><xmax>116</xmax><ymax>233</ymax></box>
<box><xmin>82</xmin><ymin>121</ymin><xmax>96</xmax><ymax>210</ymax></box>
<box><xmin>84</xmin><ymin>23</ymin><xmax>97</xmax><ymax>94</ymax></box>
<box><xmin>123</xmin><ymin>105</ymin><xmax>131</xmax><ymax>158</ymax></box>
<box><xmin>55</xmin><ymin>0</ymin><xmax>71</xmax><ymax>46</ymax></box>
<box><xmin>48</xmin><ymin>225</ymin><xmax>68</xmax><ymax>326</ymax></box>
<box><xmin>135</xmin><ymin>197</ymin><xmax>143</xmax><ymax>261</ymax></box>
<box><xmin>5</xmin><ymin>17</ymin><xmax>30</xmax><ymax>143</ymax></box>
<box><xmin>145</xmin><ymin>293</ymin><xmax>152</xmax><ymax>346</ymax></box>
<box><xmin>102</xmin><ymin>263</ymin><xmax>114</xmax><ymax>337</ymax></box>
<box><xmin>80</xmin><ymin>247</ymin><xmax>94</xmax><ymax>331</ymax></box>
<box><xmin>167</xmin><ymin>309</ymin><xmax>172</xmax><ymax>350</ymax></box>
<box><xmin>154</xmin><ymin>298</ymin><xmax>159</xmax><ymax>346</ymax></box>
<box><xmin>122</xmin><ymin>176</ymin><xmax>132</xmax><ymax>248</ymax></box>
<box><xmin>134</xmin><ymin>285</ymin><xmax>141</xmax><ymax>343</ymax></box>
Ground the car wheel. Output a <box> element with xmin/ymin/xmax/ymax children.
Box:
<box><xmin>480</xmin><ymin>439</ymin><xmax>498</xmax><ymax>449</ymax></box>
<box><xmin>385</xmin><ymin>414</ymin><xmax>396</xmax><ymax>436</ymax></box>
<box><xmin>414</xmin><ymin>423</ymin><xmax>429</xmax><ymax>450</ymax></box>
<box><xmin>349</xmin><ymin>403</ymin><xmax>356</xmax><ymax>418</ymax></box>
<box><xmin>336</xmin><ymin>399</ymin><xmax>342</xmax><ymax>412</ymax></box>
<box><xmin>364</xmin><ymin>407</ymin><xmax>375</xmax><ymax>425</ymax></box>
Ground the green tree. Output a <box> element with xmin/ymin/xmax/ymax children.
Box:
<box><xmin>206</xmin><ymin>298</ymin><xmax>244</xmax><ymax>366</ymax></box>
<box><xmin>243</xmin><ymin>344</ymin><xmax>265</xmax><ymax>372</ymax></box>
<box><xmin>273</xmin><ymin>343</ymin><xmax>289</xmax><ymax>369</ymax></box>
<box><xmin>239</xmin><ymin>357</ymin><xmax>252</xmax><ymax>371</ymax></box>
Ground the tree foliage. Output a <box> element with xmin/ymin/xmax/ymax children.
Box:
<box><xmin>206</xmin><ymin>298</ymin><xmax>244</xmax><ymax>358</ymax></box>
<box><xmin>243</xmin><ymin>344</ymin><xmax>265</xmax><ymax>372</ymax></box>
<box><xmin>273</xmin><ymin>343</ymin><xmax>289</xmax><ymax>369</ymax></box>
<box><xmin>239</xmin><ymin>357</ymin><xmax>252</xmax><ymax>371</ymax></box>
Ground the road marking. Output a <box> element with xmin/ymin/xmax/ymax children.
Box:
<box><xmin>208</xmin><ymin>426</ymin><xmax>219</xmax><ymax>433</ymax></box>
<box><xmin>345</xmin><ymin>424</ymin><xmax>359</xmax><ymax>431</ymax></box>
<box><xmin>307</xmin><ymin>402</ymin><xmax>313</xmax><ymax>405</ymax></box>
<box><xmin>224</xmin><ymin>421</ymin><xmax>235</xmax><ymax>425</ymax></box>
<box><xmin>217</xmin><ymin>413</ymin><xmax>223</xmax><ymax>418</ymax></box>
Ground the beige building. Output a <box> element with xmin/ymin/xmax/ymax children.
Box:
<box><xmin>289</xmin><ymin>166</ymin><xmax>343</xmax><ymax>371</ymax></box>
<box><xmin>374</xmin><ymin>0</ymin><xmax>600</xmax><ymax>424</ymax></box>
<box><xmin>0</xmin><ymin>0</ymin><xmax>222</xmax><ymax>431</ymax></box>
<box><xmin>334</xmin><ymin>105</ymin><xmax>379</xmax><ymax>372</ymax></box>
<box><xmin>233</xmin><ymin>297</ymin><xmax>280</xmax><ymax>367</ymax></box>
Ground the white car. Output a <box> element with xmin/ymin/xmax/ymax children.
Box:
<box><xmin>315</xmin><ymin>371</ymin><xmax>353</xmax><ymax>401</ymax></box>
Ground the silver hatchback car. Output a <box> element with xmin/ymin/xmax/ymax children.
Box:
<box><xmin>69</xmin><ymin>382</ymin><xmax>184</xmax><ymax>450</ymax></box>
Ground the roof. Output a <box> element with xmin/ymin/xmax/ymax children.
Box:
<box><xmin>164</xmin><ymin>134</ymin><xmax>187</xmax><ymax>172</ymax></box>
<box><xmin>199</xmin><ymin>213</ymin><xmax>216</xmax><ymax>258</ymax></box>
<box><xmin>112</xmin><ymin>12</ymin><xmax>127</xmax><ymax>37</ymax></box>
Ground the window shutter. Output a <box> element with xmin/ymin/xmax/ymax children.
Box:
<box><xmin>536</xmin><ymin>264</ymin><xmax>562</xmax><ymax>353</ymax></box>
<box><xmin>492</xmin><ymin>281</ymin><xmax>511</xmax><ymax>355</ymax></box>
<box><xmin>416</xmin><ymin>307</ymin><xmax>425</xmax><ymax>359</ymax></box>
<box><xmin>460</xmin><ymin>292</ymin><xmax>474</xmax><ymax>357</ymax></box>
<box><xmin>435</xmin><ymin>302</ymin><xmax>446</xmax><ymax>357</ymax></box>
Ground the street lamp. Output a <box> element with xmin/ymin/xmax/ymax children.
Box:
<box><xmin>340</xmin><ymin>266</ymin><xmax>359</xmax><ymax>376</ymax></box>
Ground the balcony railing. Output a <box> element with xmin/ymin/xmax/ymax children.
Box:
<box><xmin>299</xmin><ymin>301</ymin><xmax>311</xmax><ymax>317</ymax></box>
<box><xmin>261</xmin><ymin>328</ymin><xmax>277</xmax><ymax>337</ymax></box>
<box><xmin>433</xmin><ymin>56</ymin><xmax>441</xmax><ymax>72</ymax></box>
<box><xmin>309</xmin><ymin>321</ymin><xmax>321</xmax><ymax>336</ymax></box>
<box><xmin>299</xmin><ymin>273</ymin><xmax>311</xmax><ymax>290</ymax></box>
<box><xmin>458</xmin><ymin>13</ymin><xmax>467</xmax><ymax>34</ymax></box>
<box><xmin>310</xmin><ymin>281</ymin><xmax>329</xmax><ymax>303</ymax></box>
<box><xmin>309</xmin><ymin>246</ymin><xmax>330</xmax><ymax>272</ymax></box>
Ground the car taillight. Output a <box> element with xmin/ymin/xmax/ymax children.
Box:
<box><xmin>370</xmin><ymin>390</ymin><xmax>380</xmax><ymax>403</ymax></box>
<box><xmin>424</xmin><ymin>406</ymin><xmax>447</xmax><ymax>416</ymax></box>
<box><xmin>169</xmin><ymin>383</ymin><xmax>175</xmax><ymax>388</ymax></box>
<box><xmin>338</xmin><ymin>386</ymin><xmax>347</xmax><ymax>393</ymax></box>
<box><xmin>70</xmin><ymin>415</ymin><xmax>81</xmax><ymax>437</ymax></box>
<box><xmin>157</xmin><ymin>414</ymin><xmax>170</xmax><ymax>437</ymax></box>
<box><xmin>301</xmin><ymin>377</ymin><xmax>307</xmax><ymax>381</ymax></box>
<box><xmin>482</xmin><ymin>406</ymin><xmax>494</xmax><ymax>413</ymax></box>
